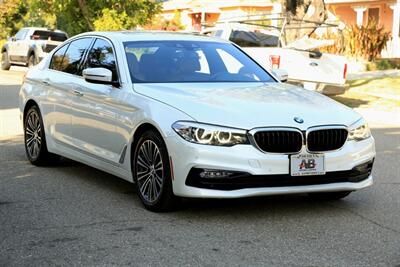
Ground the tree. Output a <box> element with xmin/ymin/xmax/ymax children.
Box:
<box><xmin>144</xmin><ymin>10</ymin><xmax>185</xmax><ymax>31</ymax></box>
<box><xmin>282</xmin><ymin>0</ymin><xmax>327</xmax><ymax>43</ymax></box>
<box><xmin>0</xmin><ymin>0</ymin><xmax>28</xmax><ymax>39</ymax></box>
<box><xmin>10</xmin><ymin>0</ymin><xmax>162</xmax><ymax>36</ymax></box>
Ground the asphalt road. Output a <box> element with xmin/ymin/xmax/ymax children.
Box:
<box><xmin>0</xmin><ymin>70</ymin><xmax>400</xmax><ymax>266</ymax></box>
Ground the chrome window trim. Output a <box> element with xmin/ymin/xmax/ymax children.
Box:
<box><xmin>248</xmin><ymin>127</ymin><xmax>304</xmax><ymax>155</ymax></box>
<box><xmin>46</xmin><ymin>35</ymin><xmax>123</xmax><ymax>88</ymax></box>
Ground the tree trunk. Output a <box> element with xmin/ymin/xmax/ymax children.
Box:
<box><xmin>77</xmin><ymin>0</ymin><xmax>94</xmax><ymax>30</ymax></box>
<box><xmin>282</xmin><ymin>0</ymin><xmax>327</xmax><ymax>43</ymax></box>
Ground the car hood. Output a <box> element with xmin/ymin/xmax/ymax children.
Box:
<box><xmin>134</xmin><ymin>82</ymin><xmax>361</xmax><ymax>130</ymax></box>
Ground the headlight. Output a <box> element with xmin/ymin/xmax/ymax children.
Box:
<box><xmin>172</xmin><ymin>121</ymin><xmax>249</xmax><ymax>146</ymax></box>
<box><xmin>348</xmin><ymin>119</ymin><xmax>371</xmax><ymax>141</ymax></box>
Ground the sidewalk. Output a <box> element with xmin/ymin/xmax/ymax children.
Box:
<box><xmin>347</xmin><ymin>69</ymin><xmax>400</xmax><ymax>81</ymax></box>
<box><xmin>0</xmin><ymin>109</ymin><xmax>22</xmax><ymax>139</ymax></box>
<box><xmin>354</xmin><ymin>108</ymin><xmax>400</xmax><ymax>128</ymax></box>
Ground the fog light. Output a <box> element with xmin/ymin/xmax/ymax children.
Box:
<box><xmin>199</xmin><ymin>169</ymin><xmax>235</xmax><ymax>179</ymax></box>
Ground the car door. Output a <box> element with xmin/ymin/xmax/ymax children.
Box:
<box><xmin>70</xmin><ymin>37</ymin><xmax>127</xmax><ymax>164</ymax></box>
<box><xmin>44</xmin><ymin>37</ymin><xmax>93</xmax><ymax>147</ymax></box>
<box><xmin>9</xmin><ymin>29</ymin><xmax>28</xmax><ymax>62</ymax></box>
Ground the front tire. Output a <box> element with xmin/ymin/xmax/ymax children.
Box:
<box><xmin>308</xmin><ymin>191</ymin><xmax>351</xmax><ymax>201</ymax></box>
<box><xmin>1</xmin><ymin>51</ymin><xmax>11</xmax><ymax>70</ymax></box>
<box><xmin>133</xmin><ymin>130</ymin><xmax>180</xmax><ymax>212</ymax></box>
<box><xmin>24</xmin><ymin>105</ymin><xmax>59</xmax><ymax>165</ymax></box>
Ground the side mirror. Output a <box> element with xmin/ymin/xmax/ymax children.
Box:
<box><xmin>8</xmin><ymin>36</ymin><xmax>16</xmax><ymax>42</ymax></box>
<box><xmin>271</xmin><ymin>69</ymin><xmax>288</xmax><ymax>83</ymax></box>
<box><xmin>83</xmin><ymin>68</ymin><xmax>118</xmax><ymax>86</ymax></box>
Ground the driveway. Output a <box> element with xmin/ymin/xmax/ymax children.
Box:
<box><xmin>0</xmin><ymin>69</ymin><xmax>399</xmax><ymax>266</ymax></box>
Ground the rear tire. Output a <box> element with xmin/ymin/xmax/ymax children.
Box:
<box><xmin>308</xmin><ymin>191</ymin><xmax>351</xmax><ymax>201</ymax></box>
<box><xmin>132</xmin><ymin>130</ymin><xmax>180</xmax><ymax>212</ymax></box>
<box><xmin>1</xmin><ymin>51</ymin><xmax>11</xmax><ymax>70</ymax></box>
<box><xmin>24</xmin><ymin>105</ymin><xmax>60</xmax><ymax>166</ymax></box>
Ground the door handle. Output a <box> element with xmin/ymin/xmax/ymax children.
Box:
<box><xmin>73</xmin><ymin>90</ymin><xmax>84</xmax><ymax>97</ymax></box>
<box><xmin>42</xmin><ymin>80</ymin><xmax>50</xmax><ymax>86</ymax></box>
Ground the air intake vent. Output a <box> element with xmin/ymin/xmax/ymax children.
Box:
<box><xmin>307</xmin><ymin>128</ymin><xmax>348</xmax><ymax>152</ymax></box>
<box><xmin>253</xmin><ymin>130</ymin><xmax>303</xmax><ymax>153</ymax></box>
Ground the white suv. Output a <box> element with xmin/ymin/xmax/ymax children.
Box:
<box><xmin>1</xmin><ymin>27</ymin><xmax>68</xmax><ymax>70</ymax></box>
<box><xmin>20</xmin><ymin>32</ymin><xmax>375</xmax><ymax>211</ymax></box>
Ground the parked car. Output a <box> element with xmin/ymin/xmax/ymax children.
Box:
<box><xmin>1</xmin><ymin>27</ymin><xmax>68</xmax><ymax>70</ymax></box>
<box><xmin>20</xmin><ymin>31</ymin><xmax>375</xmax><ymax>211</ymax></box>
<box><xmin>203</xmin><ymin>23</ymin><xmax>348</xmax><ymax>95</ymax></box>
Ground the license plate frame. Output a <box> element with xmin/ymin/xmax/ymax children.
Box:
<box><xmin>290</xmin><ymin>153</ymin><xmax>325</xmax><ymax>176</ymax></box>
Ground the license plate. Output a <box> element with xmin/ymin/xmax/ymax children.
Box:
<box><xmin>290</xmin><ymin>153</ymin><xmax>325</xmax><ymax>176</ymax></box>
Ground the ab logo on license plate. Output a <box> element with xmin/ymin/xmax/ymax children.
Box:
<box><xmin>290</xmin><ymin>153</ymin><xmax>325</xmax><ymax>176</ymax></box>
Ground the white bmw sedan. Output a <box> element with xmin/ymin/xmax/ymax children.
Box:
<box><xmin>20</xmin><ymin>32</ymin><xmax>375</xmax><ymax>211</ymax></box>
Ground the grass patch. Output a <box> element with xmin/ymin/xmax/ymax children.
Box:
<box><xmin>331</xmin><ymin>77</ymin><xmax>400</xmax><ymax>110</ymax></box>
<box><xmin>347</xmin><ymin>76</ymin><xmax>400</xmax><ymax>96</ymax></box>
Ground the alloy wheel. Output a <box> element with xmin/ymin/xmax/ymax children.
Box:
<box><xmin>136</xmin><ymin>140</ymin><xmax>164</xmax><ymax>203</ymax></box>
<box><xmin>25</xmin><ymin>110</ymin><xmax>42</xmax><ymax>160</ymax></box>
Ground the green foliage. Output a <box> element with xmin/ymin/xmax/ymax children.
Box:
<box><xmin>0</xmin><ymin>0</ymin><xmax>28</xmax><ymax>39</ymax></box>
<box><xmin>366</xmin><ymin>59</ymin><xmax>400</xmax><ymax>71</ymax></box>
<box><xmin>0</xmin><ymin>0</ymin><xmax>162</xmax><ymax>37</ymax></box>
<box><xmin>144</xmin><ymin>11</ymin><xmax>185</xmax><ymax>31</ymax></box>
<box><xmin>93</xmin><ymin>9</ymin><xmax>129</xmax><ymax>31</ymax></box>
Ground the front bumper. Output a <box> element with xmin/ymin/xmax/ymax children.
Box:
<box><xmin>166</xmin><ymin>134</ymin><xmax>375</xmax><ymax>198</ymax></box>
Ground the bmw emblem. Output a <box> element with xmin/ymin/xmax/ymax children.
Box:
<box><xmin>294</xmin><ymin>117</ymin><xmax>304</xmax><ymax>124</ymax></box>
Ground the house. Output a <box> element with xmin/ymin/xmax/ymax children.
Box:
<box><xmin>161</xmin><ymin>0</ymin><xmax>282</xmax><ymax>32</ymax></box>
<box><xmin>161</xmin><ymin>0</ymin><xmax>400</xmax><ymax>57</ymax></box>
<box><xmin>325</xmin><ymin>0</ymin><xmax>400</xmax><ymax>57</ymax></box>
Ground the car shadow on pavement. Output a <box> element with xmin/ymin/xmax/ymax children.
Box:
<box><xmin>0</xmin><ymin>136</ymin><xmax>364</xmax><ymax>218</ymax></box>
<box><xmin>4</xmin><ymin>126</ymin><xmax>398</xmax><ymax>217</ymax></box>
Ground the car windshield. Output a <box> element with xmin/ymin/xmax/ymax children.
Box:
<box><xmin>124</xmin><ymin>40</ymin><xmax>275</xmax><ymax>83</ymax></box>
<box><xmin>229</xmin><ymin>30</ymin><xmax>280</xmax><ymax>47</ymax></box>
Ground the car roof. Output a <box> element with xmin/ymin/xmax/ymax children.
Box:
<box><xmin>75</xmin><ymin>31</ymin><xmax>230</xmax><ymax>44</ymax></box>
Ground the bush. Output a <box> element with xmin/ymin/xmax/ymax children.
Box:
<box><xmin>366</xmin><ymin>59</ymin><xmax>400</xmax><ymax>71</ymax></box>
<box><xmin>313</xmin><ymin>20</ymin><xmax>390</xmax><ymax>62</ymax></box>
<box><xmin>346</xmin><ymin>20</ymin><xmax>390</xmax><ymax>61</ymax></box>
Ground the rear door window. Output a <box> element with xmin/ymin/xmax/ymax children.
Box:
<box><xmin>60</xmin><ymin>38</ymin><xmax>93</xmax><ymax>75</ymax></box>
<box><xmin>15</xmin><ymin>29</ymin><xmax>28</xmax><ymax>40</ymax></box>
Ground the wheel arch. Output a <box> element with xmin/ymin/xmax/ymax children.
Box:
<box><xmin>23</xmin><ymin>99</ymin><xmax>39</xmax><ymax>123</ymax></box>
<box><xmin>26</xmin><ymin>47</ymin><xmax>36</xmax><ymax>64</ymax></box>
<box><xmin>129</xmin><ymin>122</ymin><xmax>168</xmax><ymax>171</ymax></box>
<box><xmin>27</xmin><ymin>45</ymin><xmax>36</xmax><ymax>57</ymax></box>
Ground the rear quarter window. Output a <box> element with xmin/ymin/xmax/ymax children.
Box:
<box><xmin>49</xmin><ymin>44</ymin><xmax>69</xmax><ymax>71</ymax></box>
<box><xmin>49</xmin><ymin>38</ymin><xmax>92</xmax><ymax>75</ymax></box>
